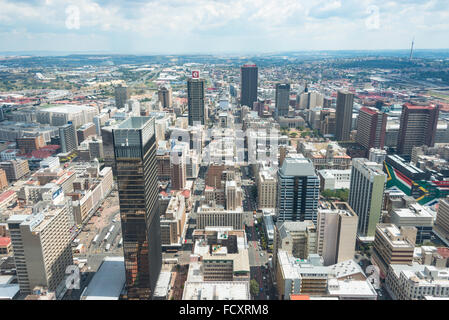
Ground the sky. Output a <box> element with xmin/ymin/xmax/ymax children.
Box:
<box><xmin>1</xmin><ymin>0</ymin><xmax>449</xmax><ymax>54</ymax></box>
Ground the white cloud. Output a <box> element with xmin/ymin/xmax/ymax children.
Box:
<box><xmin>0</xmin><ymin>0</ymin><xmax>448</xmax><ymax>52</ymax></box>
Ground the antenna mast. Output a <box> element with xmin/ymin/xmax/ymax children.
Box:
<box><xmin>409</xmin><ymin>37</ymin><xmax>415</xmax><ymax>61</ymax></box>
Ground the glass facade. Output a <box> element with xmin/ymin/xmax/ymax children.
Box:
<box><xmin>113</xmin><ymin>117</ymin><xmax>162</xmax><ymax>299</ymax></box>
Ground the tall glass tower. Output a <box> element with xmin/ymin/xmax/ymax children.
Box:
<box><xmin>240</xmin><ymin>64</ymin><xmax>258</xmax><ymax>108</ymax></box>
<box><xmin>113</xmin><ymin>117</ymin><xmax>162</xmax><ymax>299</ymax></box>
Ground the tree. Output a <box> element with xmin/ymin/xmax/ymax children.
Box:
<box><xmin>290</xmin><ymin>132</ymin><xmax>298</xmax><ymax>138</ymax></box>
<box><xmin>250</xmin><ymin>279</ymin><xmax>259</xmax><ymax>297</ymax></box>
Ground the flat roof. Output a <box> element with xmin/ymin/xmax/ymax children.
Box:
<box><xmin>118</xmin><ymin>116</ymin><xmax>153</xmax><ymax>129</ymax></box>
<box><xmin>81</xmin><ymin>256</ymin><xmax>125</xmax><ymax>300</ymax></box>
<box><xmin>183</xmin><ymin>281</ymin><xmax>250</xmax><ymax>300</ymax></box>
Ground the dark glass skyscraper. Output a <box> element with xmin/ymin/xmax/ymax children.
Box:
<box><xmin>275</xmin><ymin>83</ymin><xmax>290</xmax><ymax>117</ymax></box>
<box><xmin>113</xmin><ymin>117</ymin><xmax>162</xmax><ymax>299</ymax></box>
<box><xmin>397</xmin><ymin>104</ymin><xmax>439</xmax><ymax>156</ymax></box>
<box><xmin>187</xmin><ymin>77</ymin><xmax>206</xmax><ymax>126</ymax></box>
<box><xmin>335</xmin><ymin>90</ymin><xmax>354</xmax><ymax>141</ymax></box>
<box><xmin>240</xmin><ymin>64</ymin><xmax>258</xmax><ymax>108</ymax></box>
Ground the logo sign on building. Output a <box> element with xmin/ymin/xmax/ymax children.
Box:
<box><xmin>192</xmin><ymin>70</ymin><xmax>200</xmax><ymax>79</ymax></box>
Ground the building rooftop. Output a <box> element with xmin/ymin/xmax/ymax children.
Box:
<box><xmin>81</xmin><ymin>256</ymin><xmax>125</xmax><ymax>300</ymax></box>
<box><xmin>182</xmin><ymin>281</ymin><xmax>250</xmax><ymax>300</ymax></box>
<box><xmin>280</xmin><ymin>157</ymin><xmax>316</xmax><ymax>177</ymax></box>
<box><xmin>327</xmin><ymin>278</ymin><xmax>377</xmax><ymax>298</ymax></box>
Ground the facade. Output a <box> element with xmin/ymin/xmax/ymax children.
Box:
<box><xmin>317</xmin><ymin>202</ymin><xmax>358</xmax><ymax>266</ymax></box>
<box><xmin>7</xmin><ymin>204</ymin><xmax>73</xmax><ymax>295</ymax></box>
<box><xmin>277</xmin><ymin>157</ymin><xmax>320</xmax><ymax>223</ymax></box>
<box><xmin>187</xmin><ymin>77</ymin><xmax>206</xmax><ymax>126</ymax></box>
<box><xmin>275</xmin><ymin>83</ymin><xmax>290</xmax><ymax>117</ymax></box>
<box><xmin>240</xmin><ymin>64</ymin><xmax>258</xmax><ymax>108</ymax></box>
<box><xmin>59</xmin><ymin>123</ymin><xmax>78</xmax><ymax>153</ymax></box>
<box><xmin>397</xmin><ymin>104</ymin><xmax>439</xmax><ymax>156</ymax></box>
<box><xmin>115</xmin><ymin>83</ymin><xmax>130</xmax><ymax>109</ymax></box>
<box><xmin>197</xmin><ymin>205</ymin><xmax>244</xmax><ymax>230</ymax></box>
<box><xmin>436</xmin><ymin>198</ymin><xmax>449</xmax><ymax>237</ymax></box>
<box><xmin>335</xmin><ymin>90</ymin><xmax>354</xmax><ymax>141</ymax></box>
<box><xmin>17</xmin><ymin>135</ymin><xmax>46</xmax><ymax>154</ymax></box>
<box><xmin>113</xmin><ymin>117</ymin><xmax>162</xmax><ymax>299</ymax></box>
<box><xmin>0</xmin><ymin>168</ymin><xmax>8</xmax><ymax>190</ymax></box>
<box><xmin>348</xmin><ymin>158</ymin><xmax>386</xmax><ymax>239</ymax></box>
<box><xmin>356</xmin><ymin>107</ymin><xmax>387</xmax><ymax>150</ymax></box>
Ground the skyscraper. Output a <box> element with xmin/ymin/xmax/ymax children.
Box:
<box><xmin>59</xmin><ymin>122</ymin><xmax>78</xmax><ymax>153</ymax></box>
<box><xmin>335</xmin><ymin>90</ymin><xmax>354</xmax><ymax>141</ymax></box>
<box><xmin>348</xmin><ymin>158</ymin><xmax>386</xmax><ymax>239</ymax></box>
<box><xmin>356</xmin><ymin>106</ymin><xmax>387</xmax><ymax>151</ymax></box>
<box><xmin>187</xmin><ymin>73</ymin><xmax>206</xmax><ymax>126</ymax></box>
<box><xmin>158</xmin><ymin>85</ymin><xmax>172</xmax><ymax>109</ymax></box>
<box><xmin>277</xmin><ymin>156</ymin><xmax>320</xmax><ymax>223</ymax></box>
<box><xmin>115</xmin><ymin>83</ymin><xmax>130</xmax><ymax>109</ymax></box>
<box><xmin>275</xmin><ymin>83</ymin><xmax>290</xmax><ymax>117</ymax></box>
<box><xmin>113</xmin><ymin>117</ymin><xmax>162</xmax><ymax>299</ymax></box>
<box><xmin>397</xmin><ymin>104</ymin><xmax>439</xmax><ymax>156</ymax></box>
<box><xmin>240</xmin><ymin>64</ymin><xmax>258</xmax><ymax>108</ymax></box>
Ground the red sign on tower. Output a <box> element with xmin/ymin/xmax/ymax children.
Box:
<box><xmin>192</xmin><ymin>70</ymin><xmax>200</xmax><ymax>79</ymax></box>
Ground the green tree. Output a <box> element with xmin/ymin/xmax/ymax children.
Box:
<box><xmin>250</xmin><ymin>279</ymin><xmax>259</xmax><ymax>297</ymax></box>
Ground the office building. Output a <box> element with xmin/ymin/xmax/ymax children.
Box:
<box><xmin>59</xmin><ymin>122</ymin><xmax>78</xmax><ymax>153</ymax></box>
<box><xmin>113</xmin><ymin>117</ymin><xmax>162</xmax><ymax>299</ymax></box>
<box><xmin>115</xmin><ymin>83</ymin><xmax>130</xmax><ymax>109</ymax></box>
<box><xmin>240</xmin><ymin>64</ymin><xmax>258</xmax><ymax>108</ymax></box>
<box><xmin>158</xmin><ymin>86</ymin><xmax>172</xmax><ymax>109</ymax></box>
<box><xmin>372</xmin><ymin>224</ymin><xmax>416</xmax><ymax>277</ymax></box>
<box><xmin>187</xmin><ymin>75</ymin><xmax>206</xmax><ymax>126</ymax></box>
<box><xmin>257</xmin><ymin>168</ymin><xmax>277</xmax><ymax>209</ymax></box>
<box><xmin>317</xmin><ymin>169</ymin><xmax>351</xmax><ymax>191</ymax></box>
<box><xmin>76</xmin><ymin>123</ymin><xmax>97</xmax><ymax>144</ymax></box>
<box><xmin>170</xmin><ymin>143</ymin><xmax>188</xmax><ymax>191</ymax></box>
<box><xmin>348</xmin><ymin>158</ymin><xmax>386</xmax><ymax>240</ymax></box>
<box><xmin>397</xmin><ymin>104</ymin><xmax>439</xmax><ymax>156</ymax></box>
<box><xmin>335</xmin><ymin>90</ymin><xmax>354</xmax><ymax>141</ymax></box>
<box><xmin>0</xmin><ymin>168</ymin><xmax>8</xmax><ymax>190</ymax></box>
<box><xmin>197</xmin><ymin>205</ymin><xmax>244</xmax><ymax>230</ymax></box>
<box><xmin>275</xmin><ymin>83</ymin><xmax>290</xmax><ymax>117</ymax></box>
<box><xmin>0</xmin><ymin>159</ymin><xmax>30</xmax><ymax>182</ymax></box>
<box><xmin>7</xmin><ymin>204</ymin><xmax>73</xmax><ymax>295</ymax></box>
<box><xmin>276</xmin><ymin>251</ymin><xmax>329</xmax><ymax>299</ymax></box>
<box><xmin>356</xmin><ymin>107</ymin><xmax>387</xmax><ymax>151</ymax></box>
<box><xmin>386</xmin><ymin>264</ymin><xmax>449</xmax><ymax>300</ymax></box>
<box><xmin>435</xmin><ymin>198</ymin><xmax>449</xmax><ymax>238</ymax></box>
<box><xmin>273</xmin><ymin>220</ymin><xmax>317</xmax><ymax>271</ymax></box>
<box><xmin>277</xmin><ymin>156</ymin><xmax>320</xmax><ymax>223</ymax></box>
<box><xmin>16</xmin><ymin>135</ymin><xmax>46</xmax><ymax>154</ymax></box>
<box><xmin>317</xmin><ymin>202</ymin><xmax>358</xmax><ymax>266</ymax></box>
<box><xmin>390</xmin><ymin>203</ymin><xmax>434</xmax><ymax>244</ymax></box>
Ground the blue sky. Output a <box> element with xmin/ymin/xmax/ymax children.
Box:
<box><xmin>1</xmin><ymin>0</ymin><xmax>449</xmax><ymax>54</ymax></box>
